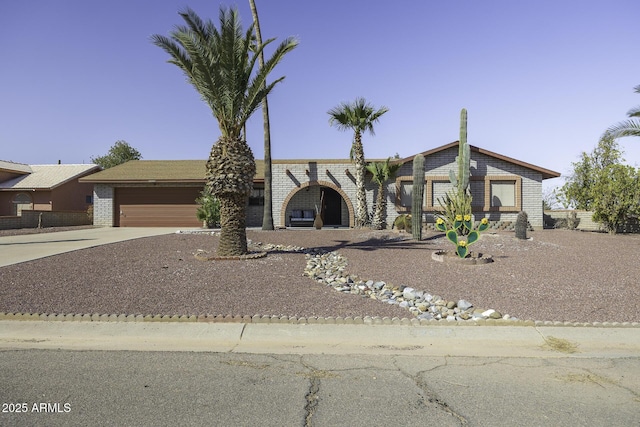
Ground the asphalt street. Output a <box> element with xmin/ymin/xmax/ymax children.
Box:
<box><xmin>1</xmin><ymin>348</ymin><xmax>638</xmax><ymax>427</ymax></box>
<box><xmin>1</xmin><ymin>321</ymin><xmax>639</xmax><ymax>426</ymax></box>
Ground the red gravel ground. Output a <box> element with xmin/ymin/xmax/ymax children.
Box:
<box><xmin>1</xmin><ymin>228</ymin><xmax>639</xmax><ymax>323</ymax></box>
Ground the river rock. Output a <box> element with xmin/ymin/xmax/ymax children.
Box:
<box><xmin>457</xmin><ymin>299</ymin><xmax>473</xmax><ymax>311</ymax></box>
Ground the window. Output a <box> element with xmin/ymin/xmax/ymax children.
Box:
<box><xmin>399</xmin><ymin>182</ymin><xmax>412</xmax><ymax>207</ymax></box>
<box><xmin>398</xmin><ymin>180</ymin><xmax>427</xmax><ymax>208</ymax></box>
<box><xmin>12</xmin><ymin>193</ymin><xmax>32</xmax><ymax>216</ymax></box>
<box><xmin>490</xmin><ymin>181</ymin><xmax>516</xmax><ymax>207</ymax></box>
<box><xmin>432</xmin><ymin>181</ymin><xmax>454</xmax><ymax>206</ymax></box>
<box><xmin>396</xmin><ymin>174</ymin><xmax>521</xmax><ymax>213</ymax></box>
<box><xmin>86</xmin><ymin>195</ymin><xmax>93</xmax><ymax>204</ymax></box>
<box><xmin>249</xmin><ymin>188</ymin><xmax>264</xmax><ymax>206</ymax></box>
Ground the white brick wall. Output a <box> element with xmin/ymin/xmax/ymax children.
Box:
<box><xmin>93</xmin><ymin>184</ymin><xmax>114</xmax><ymax>227</ymax></box>
<box><xmin>272</xmin><ymin>160</ymin><xmax>370</xmax><ymax>227</ymax></box>
<box><xmin>385</xmin><ymin>147</ymin><xmax>545</xmax><ymax>228</ymax></box>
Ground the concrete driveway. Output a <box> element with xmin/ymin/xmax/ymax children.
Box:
<box><xmin>0</xmin><ymin>227</ymin><xmax>179</xmax><ymax>267</ymax></box>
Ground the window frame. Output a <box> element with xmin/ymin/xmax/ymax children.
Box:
<box><xmin>394</xmin><ymin>174</ymin><xmax>521</xmax><ymax>213</ymax></box>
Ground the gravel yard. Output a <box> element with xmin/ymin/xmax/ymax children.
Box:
<box><xmin>1</xmin><ymin>228</ymin><xmax>638</xmax><ymax>323</ymax></box>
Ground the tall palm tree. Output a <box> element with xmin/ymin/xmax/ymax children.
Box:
<box><xmin>606</xmin><ymin>84</ymin><xmax>640</xmax><ymax>139</ymax></box>
<box><xmin>248</xmin><ymin>0</ymin><xmax>274</xmax><ymax>231</ymax></box>
<box><xmin>328</xmin><ymin>97</ymin><xmax>389</xmax><ymax>227</ymax></box>
<box><xmin>366</xmin><ymin>158</ymin><xmax>401</xmax><ymax>229</ymax></box>
<box><xmin>152</xmin><ymin>7</ymin><xmax>297</xmax><ymax>256</ymax></box>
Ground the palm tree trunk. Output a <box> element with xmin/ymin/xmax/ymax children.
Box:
<box><xmin>353</xmin><ymin>133</ymin><xmax>369</xmax><ymax>227</ymax></box>
<box><xmin>249</xmin><ymin>0</ymin><xmax>274</xmax><ymax>230</ymax></box>
<box><xmin>218</xmin><ymin>193</ymin><xmax>249</xmax><ymax>255</ymax></box>
<box><xmin>206</xmin><ymin>136</ymin><xmax>256</xmax><ymax>257</ymax></box>
<box><xmin>373</xmin><ymin>184</ymin><xmax>386</xmax><ymax>229</ymax></box>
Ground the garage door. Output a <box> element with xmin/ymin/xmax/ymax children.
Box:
<box><xmin>115</xmin><ymin>187</ymin><xmax>203</xmax><ymax>227</ymax></box>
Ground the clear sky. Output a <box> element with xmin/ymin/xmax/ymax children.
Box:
<box><xmin>1</xmin><ymin>0</ymin><xmax>638</xmax><ymax>192</ymax></box>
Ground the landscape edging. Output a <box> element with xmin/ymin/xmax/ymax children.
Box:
<box><xmin>0</xmin><ymin>312</ymin><xmax>638</xmax><ymax>328</ymax></box>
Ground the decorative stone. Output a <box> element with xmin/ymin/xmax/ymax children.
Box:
<box><xmin>457</xmin><ymin>299</ymin><xmax>473</xmax><ymax>311</ymax></box>
<box><xmin>402</xmin><ymin>287</ymin><xmax>416</xmax><ymax>300</ymax></box>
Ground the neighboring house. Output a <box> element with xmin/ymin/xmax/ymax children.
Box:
<box><xmin>0</xmin><ymin>160</ymin><xmax>99</xmax><ymax>216</ymax></box>
<box><xmin>81</xmin><ymin>141</ymin><xmax>560</xmax><ymax>229</ymax></box>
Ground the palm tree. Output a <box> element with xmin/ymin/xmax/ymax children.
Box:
<box><xmin>152</xmin><ymin>7</ymin><xmax>297</xmax><ymax>256</ymax></box>
<box><xmin>366</xmin><ymin>158</ymin><xmax>401</xmax><ymax>229</ymax></box>
<box><xmin>248</xmin><ymin>0</ymin><xmax>274</xmax><ymax>231</ymax></box>
<box><xmin>328</xmin><ymin>97</ymin><xmax>389</xmax><ymax>227</ymax></box>
<box><xmin>606</xmin><ymin>84</ymin><xmax>640</xmax><ymax>139</ymax></box>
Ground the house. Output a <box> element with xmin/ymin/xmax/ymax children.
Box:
<box><xmin>0</xmin><ymin>160</ymin><xmax>100</xmax><ymax>229</ymax></box>
<box><xmin>80</xmin><ymin>141</ymin><xmax>560</xmax><ymax>229</ymax></box>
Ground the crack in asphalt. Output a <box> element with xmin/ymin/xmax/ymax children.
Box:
<box><xmin>392</xmin><ymin>357</ymin><xmax>469</xmax><ymax>426</ymax></box>
<box><xmin>303</xmin><ymin>375</ymin><xmax>320</xmax><ymax>427</ymax></box>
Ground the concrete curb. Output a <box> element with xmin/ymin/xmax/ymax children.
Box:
<box><xmin>1</xmin><ymin>320</ymin><xmax>638</xmax><ymax>357</ymax></box>
<box><xmin>0</xmin><ymin>312</ymin><xmax>638</xmax><ymax>328</ymax></box>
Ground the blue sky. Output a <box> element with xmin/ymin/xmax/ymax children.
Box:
<box><xmin>1</xmin><ymin>0</ymin><xmax>638</xmax><ymax>191</ymax></box>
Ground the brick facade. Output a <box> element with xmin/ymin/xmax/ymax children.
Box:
<box><xmin>87</xmin><ymin>144</ymin><xmax>555</xmax><ymax>229</ymax></box>
<box><xmin>390</xmin><ymin>146</ymin><xmax>545</xmax><ymax>228</ymax></box>
<box><xmin>272</xmin><ymin>160</ymin><xmax>366</xmax><ymax>228</ymax></box>
<box><xmin>93</xmin><ymin>184</ymin><xmax>114</xmax><ymax>227</ymax></box>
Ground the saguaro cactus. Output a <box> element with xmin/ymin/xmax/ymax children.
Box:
<box><xmin>449</xmin><ymin>108</ymin><xmax>470</xmax><ymax>195</ymax></box>
<box><xmin>412</xmin><ymin>154</ymin><xmax>425</xmax><ymax>240</ymax></box>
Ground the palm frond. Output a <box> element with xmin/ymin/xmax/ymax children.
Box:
<box><xmin>606</xmin><ymin>119</ymin><xmax>640</xmax><ymax>139</ymax></box>
<box><xmin>328</xmin><ymin>97</ymin><xmax>389</xmax><ymax>135</ymax></box>
<box><xmin>151</xmin><ymin>6</ymin><xmax>297</xmax><ymax>139</ymax></box>
<box><xmin>626</xmin><ymin>106</ymin><xmax>640</xmax><ymax>118</ymax></box>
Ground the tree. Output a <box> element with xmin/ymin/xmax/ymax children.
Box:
<box><xmin>328</xmin><ymin>97</ymin><xmax>389</xmax><ymax>227</ymax></box>
<box><xmin>606</xmin><ymin>84</ymin><xmax>640</xmax><ymax>140</ymax></box>
<box><xmin>152</xmin><ymin>7</ymin><xmax>297</xmax><ymax>256</ymax></box>
<box><xmin>248</xmin><ymin>0</ymin><xmax>274</xmax><ymax>231</ymax></box>
<box><xmin>365</xmin><ymin>158</ymin><xmax>400</xmax><ymax>229</ymax></box>
<box><xmin>91</xmin><ymin>140</ymin><xmax>141</xmax><ymax>169</ymax></box>
<box><xmin>556</xmin><ymin>134</ymin><xmax>623</xmax><ymax>210</ymax></box>
<box><xmin>557</xmin><ymin>134</ymin><xmax>639</xmax><ymax>233</ymax></box>
<box><xmin>591</xmin><ymin>164</ymin><xmax>639</xmax><ymax>234</ymax></box>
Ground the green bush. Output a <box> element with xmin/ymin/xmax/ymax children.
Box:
<box><xmin>393</xmin><ymin>214</ymin><xmax>412</xmax><ymax>232</ymax></box>
<box><xmin>196</xmin><ymin>189</ymin><xmax>220</xmax><ymax>228</ymax></box>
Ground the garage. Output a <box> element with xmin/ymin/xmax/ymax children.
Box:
<box><xmin>80</xmin><ymin>159</ymin><xmax>266</xmax><ymax>228</ymax></box>
<box><xmin>115</xmin><ymin>187</ymin><xmax>202</xmax><ymax>227</ymax></box>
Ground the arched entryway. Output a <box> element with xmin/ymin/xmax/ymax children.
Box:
<box><xmin>321</xmin><ymin>187</ymin><xmax>342</xmax><ymax>226</ymax></box>
<box><xmin>280</xmin><ymin>181</ymin><xmax>354</xmax><ymax>228</ymax></box>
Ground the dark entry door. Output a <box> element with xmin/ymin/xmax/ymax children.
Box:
<box><xmin>321</xmin><ymin>187</ymin><xmax>342</xmax><ymax>226</ymax></box>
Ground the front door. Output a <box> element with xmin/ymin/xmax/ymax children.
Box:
<box><xmin>321</xmin><ymin>187</ymin><xmax>342</xmax><ymax>226</ymax></box>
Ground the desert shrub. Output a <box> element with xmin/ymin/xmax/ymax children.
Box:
<box><xmin>196</xmin><ymin>189</ymin><xmax>220</xmax><ymax>228</ymax></box>
<box><xmin>393</xmin><ymin>214</ymin><xmax>412</xmax><ymax>232</ymax></box>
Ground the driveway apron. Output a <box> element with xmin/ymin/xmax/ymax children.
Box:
<box><xmin>0</xmin><ymin>227</ymin><xmax>178</xmax><ymax>267</ymax></box>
